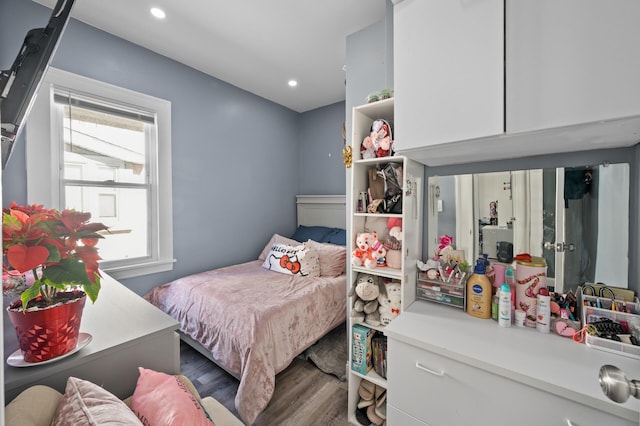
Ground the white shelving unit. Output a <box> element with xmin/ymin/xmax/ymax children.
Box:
<box><xmin>346</xmin><ymin>98</ymin><xmax>424</xmax><ymax>425</ymax></box>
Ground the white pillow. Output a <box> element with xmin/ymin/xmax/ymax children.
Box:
<box><xmin>258</xmin><ymin>234</ymin><xmax>300</xmax><ymax>261</ymax></box>
<box><xmin>306</xmin><ymin>239</ymin><xmax>347</xmax><ymax>277</ymax></box>
<box><xmin>262</xmin><ymin>243</ymin><xmax>320</xmax><ymax>277</ymax></box>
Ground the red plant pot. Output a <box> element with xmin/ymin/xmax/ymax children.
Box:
<box><xmin>7</xmin><ymin>292</ymin><xmax>86</xmax><ymax>363</ymax></box>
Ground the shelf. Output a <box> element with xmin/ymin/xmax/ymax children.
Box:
<box><xmin>350</xmin><ymin>368</ymin><xmax>387</xmax><ymax>389</ymax></box>
<box><xmin>351</xmin><ymin>321</ymin><xmax>388</xmax><ymax>334</ymax></box>
<box><xmin>353</xmin><ymin>156</ymin><xmax>404</xmax><ymax>166</ymax></box>
<box><xmin>353</xmin><ymin>97</ymin><xmax>394</xmax><ymax>118</ymax></box>
<box><xmin>352</xmin><ymin>265</ymin><xmax>402</xmax><ymax>280</ymax></box>
<box><xmin>347</xmin><ymin>96</ymin><xmax>424</xmax><ymax>424</ymax></box>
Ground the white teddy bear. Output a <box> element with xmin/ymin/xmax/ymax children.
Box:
<box><xmin>378</xmin><ymin>281</ymin><xmax>402</xmax><ymax>325</ymax></box>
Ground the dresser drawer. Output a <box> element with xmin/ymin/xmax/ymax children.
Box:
<box><xmin>387</xmin><ymin>339</ymin><xmax>635</xmax><ymax>426</ymax></box>
<box><xmin>387</xmin><ymin>404</ymin><xmax>431</xmax><ymax>426</ymax></box>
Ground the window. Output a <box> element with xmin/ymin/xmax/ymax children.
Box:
<box><xmin>27</xmin><ymin>68</ymin><xmax>174</xmax><ymax>279</ymax></box>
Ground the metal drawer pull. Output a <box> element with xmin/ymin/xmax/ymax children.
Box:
<box><xmin>415</xmin><ymin>362</ymin><xmax>445</xmax><ymax>377</ymax></box>
<box><xmin>565</xmin><ymin>421</ymin><xmax>575</xmax><ymax>426</ymax></box>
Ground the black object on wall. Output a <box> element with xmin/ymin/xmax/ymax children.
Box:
<box><xmin>0</xmin><ymin>0</ymin><xmax>76</xmax><ymax>169</ymax></box>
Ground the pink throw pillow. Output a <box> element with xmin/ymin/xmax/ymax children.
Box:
<box><xmin>52</xmin><ymin>376</ymin><xmax>143</xmax><ymax>425</ymax></box>
<box><xmin>131</xmin><ymin>367</ymin><xmax>213</xmax><ymax>426</ymax></box>
<box><xmin>306</xmin><ymin>239</ymin><xmax>347</xmax><ymax>277</ymax></box>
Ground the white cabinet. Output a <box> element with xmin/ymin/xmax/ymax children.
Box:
<box><xmin>388</xmin><ymin>339</ymin><xmax>636</xmax><ymax>426</ymax></box>
<box><xmin>393</xmin><ymin>0</ymin><xmax>504</xmax><ymax>152</ymax></box>
<box><xmin>506</xmin><ymin>0</ymin><xmax>640</xmax><ymax>133</ymax></box>
<box><xmin>385</xmin><ymin>302</ymin><xmax>640</xmax><ymax>426</ymax></box>
<box><xmin>346</xmin><ymin>97</ymin><xmax>424</xmax><ymax>425</ymax></box>
<box><xmin>394</xmin><ymin>0</ymin><xmax>640</xmax><ymax>166</ymax></box>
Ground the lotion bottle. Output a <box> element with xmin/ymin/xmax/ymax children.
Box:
<box><xmin>505</xmin><ymin>266</ymin><xmax>516</xmax><ymax>313</ymax></box>
<box><xmin>499</xmin><ymin>284</ymin><xmax>512</xmax><ymax>327</ymax></box>
<box><xmin>466</xmin><ymin>258</ymin><xmax>492</xmax><ymax>319</ymax></box>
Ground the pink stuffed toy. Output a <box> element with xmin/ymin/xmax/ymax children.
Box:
<box><xmin>360</xmin><ymin>119</ymin><xmax>393</xmax><ymax>159</ymax></box>
<box><xmin>352</xmin><ymin>232</ymin><xmax>386</xmax><ymax>269</ymax></box>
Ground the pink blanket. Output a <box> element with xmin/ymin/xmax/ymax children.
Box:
<box><xmin>144</xmin><ymin>260</ymin><xmax>346</xmax><ymax>425</ymax></box>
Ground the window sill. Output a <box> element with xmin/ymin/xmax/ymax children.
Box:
<box><xmin>102</xmin><ymin>258</ymin><xmax>176</xmax><ymax>280</ymax></box>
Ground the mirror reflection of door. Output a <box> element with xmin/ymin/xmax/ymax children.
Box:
<box><xmin>555</xmin><ymin>165</ymin><xmax>629</xmax><ymax>293</ymax></box>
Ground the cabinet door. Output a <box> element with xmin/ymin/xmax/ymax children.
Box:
<box><xmin>506</xmin><ymin>0</ymin><xmax>640</xmax><ymax>133</ymax></box>
<box><xmin>388</xmin><ymin>339</ymin><xmax>637</xmax><ymax>426</ymax></box>
<box><xmin>393</xmin><ymin>0</ymin><xmax>503</xmax><ymax>151</ymax></box>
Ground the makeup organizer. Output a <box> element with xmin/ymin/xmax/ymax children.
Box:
<box><xmin>579</xmin><ymin>291</ymin><xmax>640</xmax><ymax>360</ymax></box>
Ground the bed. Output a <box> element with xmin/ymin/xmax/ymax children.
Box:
<box><xmin>144</xmin><ymin>195</ymin><xmax>347</xmax><ymax>425</ymax></box>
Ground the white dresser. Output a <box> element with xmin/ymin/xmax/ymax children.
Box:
<box><xmin>4</xmin><ymin>273</ymin><xmax>180</xmax><ymax>402</ymax></box>
<box><xmin>385</xmin><ymin>301</ymin><xmax>640</xmax><ymax>426</ymax></box>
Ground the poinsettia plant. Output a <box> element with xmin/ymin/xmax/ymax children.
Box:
<box><xmin>2</xmin><ymin>202</ymin><xmax>108</xmax><ymax>310</ymax></box>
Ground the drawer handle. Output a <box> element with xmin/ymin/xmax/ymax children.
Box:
<box><xmin>415</xmin><ymin>362</ymin><xmax>445</xmax><ymax>377</ymax></box>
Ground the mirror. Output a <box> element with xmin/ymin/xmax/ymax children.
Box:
<box><xmin>427</xmin><ymin>163</ymin><xmax>630</xmax><ymax>294</ymax></box>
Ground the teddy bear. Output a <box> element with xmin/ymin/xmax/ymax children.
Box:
<box><xmin>351</xmin><ymin>232</ymin><xmax>386</xmax><ymax>269</ymax></box>
<box><xmin>348</xmin><ymin>273</ymin><xmax>384</xmax><ymax>326</ymax></box>
<box><xmin>385</xmin><ymin>217</ymin><xmax>402</xmax><ymax>269</ymax></box>
<box><xmin>378</xmin><ymin>281</ymin><xmax>401</xmax><ymax>325</ymax></box>
<box><xmin>360</xmin><ymin>119</ymin><xmax>393</xmax><ymax>159</ymax></box>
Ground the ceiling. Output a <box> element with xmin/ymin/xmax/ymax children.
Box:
<box><xmin>34</xmin><ymin>0</ymin><xmax>388</xmax><ymax>113</ymax></box>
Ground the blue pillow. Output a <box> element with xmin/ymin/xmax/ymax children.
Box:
<box><xmin>290</xmin><ymin>225</ymin><xmax>333</xmax><ymax>243</ymax></box>
<box><xmin>320</xmin><ymin>228</ymin><xmax>347</xmax><ymax>246</ymax></box>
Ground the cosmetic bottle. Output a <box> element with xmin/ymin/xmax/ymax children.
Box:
<box><xmin>466</xmin><ymin>258</ymin><xmax>492</xmax><ymax>319</ymax></box>
<box><xmin>505</xmin><ymin>266</ymin><xmax>516</xmax><ymax>312</ymax></box>
<box><xmin>499</xmin><ymin>284</ymin><xmax>512</xmax><ymax>327</ymax></box>
<box><xmin>536</xmin><ymin>288</ymin><xmax>551</xmax><ymax>333</ymax></box>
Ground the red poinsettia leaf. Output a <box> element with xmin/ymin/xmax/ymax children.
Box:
<box><xmin>59</xmin><ymin>210</ymin><xmax>92</xmax><ymax>230</ymax></box>
<box><xmin>7</xmin><ymin>245</ymin><xmax>50</xmax><ymax>273</ymax></box>
<box><xmin>81</xmin><ymin>238</ymin><xmax>99</xmax><ymax>247</ymax></box>
<box><xmin>75</xmin><ymin>246</ymin><xmax>101</xmax><ymax>272</ymax></box>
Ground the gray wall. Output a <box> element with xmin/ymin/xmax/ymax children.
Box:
<box><xmin>298</xmin><ymin>101</ymin><xmax>347</xmax><ymax>195</ymax></box>
<box><xmin>1</xmin><ymin>0</ymin><xmax>345</xmax><ymax>295</ymax></box>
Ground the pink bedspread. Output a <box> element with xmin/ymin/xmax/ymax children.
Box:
<box><xmin>144</xmin><ymin>260</ymin><xmax>346</xmax><ymax>425</ymax></box>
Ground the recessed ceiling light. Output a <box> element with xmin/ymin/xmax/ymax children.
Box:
<box><xmin>150</xmin><ymin>7</ymin><xmax>166</xmax><ymax>19</ymax></box>
<box><xmin>288</xmin><ymin>80</ymin><xmax>298</xmax><ymax>88</ymax></box>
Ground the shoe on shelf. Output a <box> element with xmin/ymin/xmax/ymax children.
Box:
<box><xmin>358</xmin><ymin>379</ymin><xmax>375</xmax><ymax>400</ymax></box>
<box><xmin>367</xmin><ymin>404</ymin><xmax>384</xmax><ymax>425</ymax></box>
<box><xmin>357</xmin><ymin>396</ymin><xmax>375</xmax><ymax>409</ymax></box>
<box><xmin>355</xmin><ymin>406</ymin><xmax>372</xmax><ymax>425</ymax></box>
<box><xmin>375</xmin><ymin>399</ymin><xmax>386</xmax><ymax>420</ymax></box>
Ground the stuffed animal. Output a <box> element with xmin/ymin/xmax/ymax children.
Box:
<box><xmin>384</xmin><ymin>218</ymin><xmax>402</xmax><ymax>269</ymax></box>
<box><xmin>349</xmin><ymin>273</ymin><xmax>384</xmax><ymax>326</ymax></box>
<box><xmin>378</xmin><ymin>281</ymin><xmax>402</xmax><ymax>325</ymax></box>
<box><xmin>360</xmin><ymin>119</ymin><xmax>393</xmax><ymax>159</ymax></box>
<box><xmin>387</xmin><ymin>217</ymin><xmax>402</xmax><ymax>248</ymax></box>
<box><xmin>352</xmin><ymin>232</ymin><xmax>386</xmax><ymax>269</ymax></box>
<box><xmin>436</xmin><ymin>234</ymin><xmax>455</xmax><ymax>264</ymax></box>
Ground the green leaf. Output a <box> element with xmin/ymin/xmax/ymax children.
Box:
<box><xmin>42</xmin><ymin>242</ymin><xmax>61</xmax><ymax>263</ymax></box>
<box><xmin>20</xmin><ymin>281</ymin><xmax>42</xmax><ymax>309</ymax></box>
<box><xmin>83</xmin><ymin>278</ymin><xmax>101</xmax><ymax>303</ymax></box>
<box><xmin>42</xmin><ymin>258</ymin><xmax>92</xmax><ymax>286</ymax></box>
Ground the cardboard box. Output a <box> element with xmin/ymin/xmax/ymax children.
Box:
<box><xmin>351</xmin><ymin>323</ymin><xmax>373</xmax><ymax>375</ymax></box>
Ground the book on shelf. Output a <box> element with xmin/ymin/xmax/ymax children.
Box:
<box><xmin>372</xmin><ymin>333</ymin><xmax>387</xmax><ymax>379</ymax></box>
<box><xmin>351</xmin><ymin>323</ymin><xmax>373</xmax><ymax>375</ymax></box>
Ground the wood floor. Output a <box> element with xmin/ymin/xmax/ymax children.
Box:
<box><xmin>179</xmin><ymin>341</ymin><xmax>350</xmax><ymax>426</ymax></box>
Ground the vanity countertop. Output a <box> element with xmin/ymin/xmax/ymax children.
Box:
<box><xmin>385</xmin><ymin>300</ymin><xmax>640</xmax><ymax>422</ymax></box>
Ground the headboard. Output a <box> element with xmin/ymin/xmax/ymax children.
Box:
<box><xmin>296</xmin><ymin>195</ymin><xmax>346</xmax><ymax>229</ymax></box>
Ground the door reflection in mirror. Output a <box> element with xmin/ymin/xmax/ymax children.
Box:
<box><xmin>428</xmin><ymin>163</ymin><xmax>629</xmax><ymax>293</ymax></box>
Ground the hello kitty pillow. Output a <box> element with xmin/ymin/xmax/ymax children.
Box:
<box><xmin>261</xmin><ymin>243</ymin><xmax>320</xmax><ymax>277</ymax></box>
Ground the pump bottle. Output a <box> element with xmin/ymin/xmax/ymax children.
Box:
<box><xmin>466</xmin><ymin>258</ymin><xmax>492</xmax><ymax>319</ymax></box>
